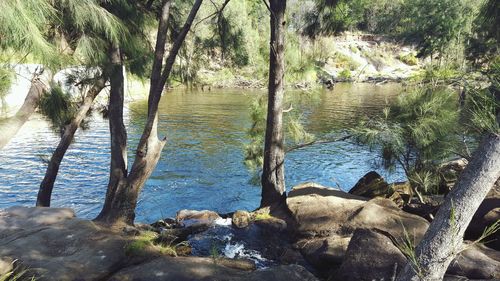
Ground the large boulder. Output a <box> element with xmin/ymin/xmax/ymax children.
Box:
<box><xmin>108</xmin><ymin>256</ymin><xmax>319</xmax><ymax>281</ymax></box>
<box><xmin>0</xmin><ymin>208</ymin><xmax>131</xmax><ymax>281</ymax></box>
<box><xmin>466</xmin><ymin>183</ymin><xmax>500</xmax><ymax>250</ymax></box>
<box><xmin>295</xmin><ymin>236</ymin><xmax>350</xmax><ymax>269</ymax></box>
<box><xmin>333</xmin><ymin>228</ymin><xmax>500</xmax><ymax>281</ymax></box>
<box><xmin>287</xmin><ymin>182</ymin><xmax>367</xmax><ymax>237</ymax></box>
<box><xmin>287</xmin><ymin>183</ymin><xmax>429</xmax><ymax>240</ymax></box>
<box><xmin>333</xmin><ymin>228</ymin><xmax>406</xmax><ymax>281</ymax></box>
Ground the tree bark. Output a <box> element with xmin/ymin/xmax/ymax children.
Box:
<box><xmin>261</xmin><ymin>0</ymin><xmax>287</xmax><ymax>208</ymax></box>
<box><xmin>396</xmin><ymin>132</ymin><xmax>500</xmax><ymax>281</ymax></box>
<box><xmin>94</xmin><ymin>44</ymin><xmax>130</xmax><ymax>223</ymax></box>
<box><xmin>0</xmin><ymin>70</ymin><xmax>50</xmax><ymax>149</ymax></box>
<box><xmin>36</xmin><ymin>77</ymin><xmax>106</xmax><ymax>207</ymax></box>
<box><xmin>95</xmin><ymin>0</ymin><xmax>203</xmax><ymax>225</ymax></box>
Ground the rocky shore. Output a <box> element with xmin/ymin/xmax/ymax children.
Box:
<box><xmin>1</xmin><ymin>164</ymin><xmax>499</xmax><ymax>280</ymax></box>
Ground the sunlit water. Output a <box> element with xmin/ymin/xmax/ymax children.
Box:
<box><xmin>0</xmin><ymin>83</ymin><xmax>405</xmax><ymax>222</ymax></box>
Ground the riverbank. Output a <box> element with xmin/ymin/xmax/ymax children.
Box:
<box><xmin>1</xmin><ymin>176</ymin><xmax>498</xmax><ymax>281</ymax></box>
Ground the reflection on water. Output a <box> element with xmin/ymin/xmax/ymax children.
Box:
<box><xmin>0</xmin><ymin>83</ymin><xmax>405</xmax><ymax>222</ymax></box>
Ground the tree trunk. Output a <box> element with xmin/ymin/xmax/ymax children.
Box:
<box><xmin>95</xmin><ymin>0</ymin><xmax>203</xmax><ymax>225</ymax></box>
<box><xmin>261</xmin><ymin>0</ymin><xmax>287</xmax><ymax>208</ymax></box>
<box><xmin>36</xmin><ymin>78</ymin><xmax>106</xmax><ymax>207</ymax></box>
<box><xmin>94</xmin><ymin>44</ymin><xmax>130</xmax><ymax>224</ymax></box>
<box><xmin>0</xmin><ymin>70</ymin><xmax>50</xmax><ymax>149</ymax></box>
<box><xmin>396</xmin><ymin>132</ymin><xmax>500</xmax><ymax>281</ymax></box>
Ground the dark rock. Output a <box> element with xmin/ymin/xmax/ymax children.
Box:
<box><xmin>466</xmin><ymin>183</ymin><xmax>500</xmax><ymax>250</ymax></box>
<box><xmin>232</xmin><ymin>210</ymin><xmax>251</xmax><ymax>228</ymax></box>
<box><xmin>215</xmin><ymin>257</ymin><xmax>256</xmax><ymax>271</ymax></box>
<box><xmin>438</xmin><ymin>158</ymin><xmax>468</xmax><ymax>194</ymax></box>
<box><xmin>332</xmin><ymin>227</ymin><xmax>500</xmax><ymax>281</ymax></box>
<box><xmin>349</xmin><ymin>171</ymin><xmax>390</xmax><ymax>198</ymax></box>
<box><xmin>334</xmin><ymin>228</ymin><xmax>405</xmax><ymax>281</ymax></box>
<box><xmin>156</xmin><ymin>224</ymin><xmax>209</xmax><ymax>244</ymax></box>
<box><xmin>254</xmin><ymin>217</ymin><xmax>287</xmax><ymax>233</ymax></box>
<box><xmin>295</xmin><ymin>236</ymin><xmax>350</xmax><ymax>269</ymax></box>
<box><xmin>403</xmin><ymin>195</ymin><xmax>443</xmax><ymax>221</ymax></box>
<box><xmin>447</xmin><ymin>243</ymin><xmax>500</xmax><ymax>279</ymax></box>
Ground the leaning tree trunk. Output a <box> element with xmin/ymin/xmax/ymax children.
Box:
<box><xmin>260</xmin><ymin>0</ymin><xmax>287</xmax><ymax>208</ymax></box>
<box><xmin>95</xmin><ymin>0</ymin><xmax>203</xmax><ymax>225</ymax></box>
<box><xmin>0</xmin><ymin>70</ymin><xmax>50</xmax><ymax>149</ymax></box>
<box><xmin>396</xmin><ymin>132</ymin><xmax>500</xmax><ymax>281</ymax></box>
<box><xmin>36</xmin><ymin>78</ymin><xmax>106</xmax><ymax>207</ymax></box>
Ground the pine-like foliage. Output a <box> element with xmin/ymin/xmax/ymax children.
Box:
<box><xmin>352</xmin><ymin>85</ymin><xmax>460</xmax><ymax>194</ymax></box>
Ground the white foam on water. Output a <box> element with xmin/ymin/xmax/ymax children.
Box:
<box><xmin>214</xmin><ymin>217</ymin><xmax>232</xmax><ymax>226</ymax></box>
<box><xmin>221</xmin><ymin>234</ymin><xmax>268</xmax><ymax>265</ymax></box>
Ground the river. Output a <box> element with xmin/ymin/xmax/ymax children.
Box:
<box><xmin>0</xmin><ymin>83</ymin><xmax>405</xmax><ymax>222</ymax></box>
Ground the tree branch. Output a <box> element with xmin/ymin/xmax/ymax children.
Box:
<box><xmin>286</xmin><ymin>135</ymin><xmax>352</xmax><ymax>153</ymax></box>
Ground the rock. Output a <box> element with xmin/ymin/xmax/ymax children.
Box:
<box><xmin>157</xmin><ymin>224</ymin><xmax>209</xmax><ymax>244</ymax></box>
<box><xmin>349</xmin><ymin>171</ymin><xmax>390</xmax><ymax>198</ymax></box>
<box><xmin>215</xmin><ymin>257</ymin><xmax>256</xmax><ymax>271</ymax></box>
<box><xmin>0</xmin><ymin>208</ymin><xmax>131</xmax><ymax>281</ymax></box>
<box><xmin>389</xmin><ymin>181</ymin><xmax>414</xmax><ymax>205</ymax></box>
<box><xmin>438</xmin><ymin>158</ymin><xmax>468</xmax><ymax>194</ymax></box>
<box><xmin>447</xmin><ymin>243</ymin><xmax>500</xmax><ymax>279</ymax></box>
<box><xmin>108</xmin><ymin>256</ymin><xmax>318</xmax><ymax>281</ymax></box>
<box><xmin>287</xmin><ymin>183</ymin><xmax>429</xmax><ymax>240</ymax></box>
<box><xmin>232</xmin><ymin>210</ymin><xmax>251</xmax><ymax>228</ymax></box>
<box><xmin>176</xmin><ymin>209</ymin><xmax>220</xmax><ymax>227</ymax></box>
<box><xmin>466</xmin><ymin>183</ymin><xmax>500</xmax><ymax>250</ymax></box>
<box><xmin>0</xmin><ymin>206</ymin><xmax>75</xmax><ymax>235</ymax></box>
<box><xmin>295</xmin><ymin>236</ymin><xmax>351</xmax><ymax>269</ymax></box>
<box><xmin>334</xmin><ymin>228</ymin><xmax>406</xmax><ymax>281</ymax></box>
<box><xmin>287</xmin><ymin>182</ymin><xmax>367</xmax><ymax>237</ymax></box>
<box><xmin>0</xmin><ymin>207</ymin><xmax>319</xmax><ymax>281</ymax></box>
<box><xmin>403</xmin><ymin>195</ymin><xmax>443</xmax><ymax>221</ymax></box>
<box><xmin>254</xmin><ymin>217</ymin><xmax>287</xmax><ymax>233</ymax></box>
<box><xmin>333</xmin><ymin>228</ymin><xmax>500</xmax><ymax>281</ymax></box>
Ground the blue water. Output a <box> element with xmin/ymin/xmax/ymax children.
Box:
<box><xmin>0</xmin><ymin>83</ymin><xmax>405</xmax><ymax>222</ymax></box>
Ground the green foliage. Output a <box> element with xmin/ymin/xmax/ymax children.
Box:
<box><xmin>244</xmin><ymin>91</ymin><xmax>318</xmax><ymax>173</ymax></box>
<box><xmin>394</xmin><ymin>225</ymin><xmax>423</xmax><ymax>278</ymax></box>
<box><xmin>0</xmin><ymin>262</ymin><xmax>36</xmax><ymax>281</ymax></box>
<box><xmin>338</xmin><ymin>69</ymin><xmax>352</xmax><ymax>80</ymax></box>
<box><xmin>352</xmin><ymin>86</ymin><xmax>460</xmax><ymax>194</ymax></box>
<box><xmin>124</xmin><ymin>230</ymin><xmax>188</xmax><ymax>257</ymax></box>
<box><xmin>399</xmin><ymin>53</ymin><xmax>418</xmax><ymax>66</ymax></box>
<box><xmin>465</xmin><ymin>58</ymin><xmax>500</xmax><ymax>135</ymax></box>
<box><xmin>0</xmin><ymin>67</ymin><xmax>13</xmax><ymax>115</ymax></box>
<box><xmin>0</xmin><ymin>0</ymin><xmax>131</xmax><ymax>69</ymax></box>
<box><xmin>39</xmin><ymin>84</ymin><xmax>77</xmax><ymax>134</ymax></box>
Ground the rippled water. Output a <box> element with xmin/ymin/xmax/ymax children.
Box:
<box><xmin>0</xmin><ymin>83</ymin><xmax>405</xmax><ymax>222</ymax></box>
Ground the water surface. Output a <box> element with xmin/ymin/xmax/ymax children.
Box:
<box><xmin>0</xmin><ymin>83</ymin><xmax>405</xmax><ymax>222</ymax></box>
